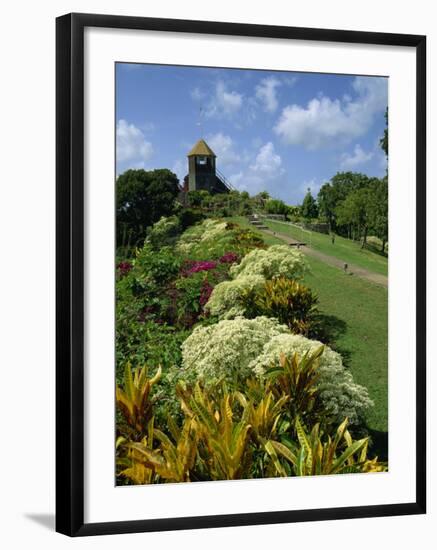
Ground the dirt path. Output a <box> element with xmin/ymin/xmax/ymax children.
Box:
<box><xmin>261</xmin><ymin>227</ymin><xmax>388</xmax><ymax>288</ymax></box>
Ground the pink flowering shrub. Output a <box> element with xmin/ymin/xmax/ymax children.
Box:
<box><xmin>199</xmin><ymin>280</ymin><xmax>214</xmax><ymax>307</ymax></box>
<box><xmin>219</xmin><ymin>252</ymin><xmax>239</xmax><ymax>264</ymax></box>
<box><xmin>180</xmin><ymin>259</ymin><xmax>217</xmax><ymax>276</ymax></box>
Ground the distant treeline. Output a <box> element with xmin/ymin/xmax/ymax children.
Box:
<box><xmin>317</xmin><ymin>172</ymin><xmax>388</xmax><ymax>252</ymax></box>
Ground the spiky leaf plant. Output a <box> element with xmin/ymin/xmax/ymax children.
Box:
<box><xmin>116</xmin><ymin>363</ymin><xmax>161</xmax><ymax>439</ymax></box>
<box><xmin>268</xmin><ymin>417</ymin><xmax>387</xmax><ymax>476</ymax></box>
<box><xmin>243</xmin><ymin>276</ymin><xmax>318</xmax><ymax>334</ymax></box>
<box><xmin>265</xmin><ymin>347</ymin><xmax>324</xmax><ymax>424</ymax></box>
<box><xmin>178</xmin><ymin>383</ymin><xmax>253</xmax><ymax>480</ymax></box>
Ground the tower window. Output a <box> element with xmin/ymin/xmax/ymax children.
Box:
<box><xmin>197</xmin><ymin>156</ymin><xmax>207</xmax><ymax>165</ymax></box>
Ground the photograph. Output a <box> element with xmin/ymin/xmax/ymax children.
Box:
<box><xmin>114</xmin><ymin>63</ymin><xmax>389</xmax><ymax>485</ymax></box>
<box><xmin>0</xmin><ymin>0</ymin><xmax>431</xmax><ymax>545</ymax></box>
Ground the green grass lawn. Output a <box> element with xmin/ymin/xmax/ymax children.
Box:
<box><xmin>304</xmin><ymin>257</ymin><xmax>388</xmax><ymax>435</ymax></box>
<box><xmin>264</xmin><ymin>219</ymin><xmax>388</xmax><ymax>276</ymax></box>
<box><xmin>227</xmin><ymin>216</ymin><xmax>388</xmax><ymax>456</ymax></box>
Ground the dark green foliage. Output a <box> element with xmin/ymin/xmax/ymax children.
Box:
<box><xmin>335</xmin><ymin>186</ymin><xmax>371</xmax><ymax>244</ymax></box>
<box><xmin>317</xmin><ymin>172</ymin><xmax>388</xmax><ymax>248</ymax></box>
<box><xmin>147</xmin><ymin>216</ymin><xmax>182</xmax><ymax>250</ymax></box>
<box><xmin>115</xmin><ymin>315</ymin><xmax>188</xmax><ymax>381</ymax></box>
<box><xmin>319</xmin><ymin>172</ymin><xmax>371</xmax><ymax>235</ymax></box>
<box><xmin>117</xmin><ymin>168</ymin><xmax>180</xmax><ymax>247</ymax></box>
<box><xmin>133</xmin><ymin>245</ymin><xmax>181</xmax><ymax>287</ymax></box>
<box><xmin>115</xmin><ymin>246</ymin><xmax>183</xmax><ymax>379</ymax></box>
<box><xmin>334</xmin><ymin>177</ymin><xmax>387</xmax><ymax>248</ymax></box>
<box><xmin>367</xmin><ymin>177</ymin><xmax>388</xmax><ymax>253</ymax></box>
<box><xmin>317</xmin><ymin>182</ymin><xmax>336</xmax><ymax>228</ymax></box>
<box><xmin>179</xmin><ymin>208</ymin><xmax>205</xmax><ymax>229</ymax></box>
<box><xmin>265</xmin><ymin>198</ymin><xmax>289</xmax><ymax>216</ymax></box>
<box><xmin>186</xmin><ymin>189</ymin><xmax>211</xmax><ymax>207</ymax></box>
<box><xmin>301</xmin><ymin>189</ymin><xmax>318</xmax><ymax>220</ymax></box>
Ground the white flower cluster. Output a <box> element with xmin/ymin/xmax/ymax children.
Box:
<box><xmin>181</xmin><ymin>318</ymin><xmax>372</xmax><ymax>425</ymax></box>
<box><xmin>229</xmin><ymin>245</ymin><xmax>307</xmax><ymax>280</ymax></box>
<box><xmin>200</xmin><ymin>220</ymin><xmax>228</xmax><ymax>242</ymax></box>
<box><xmin>205</xmin><ymin>244</ymin><xmax>307</xmax><ymax>320</ymax></box>
<box><xmin>180</xmin><ymin>316</ymin><xmax>289</xmax><ymax>388</ymax></box>
<box><xmin>205</xmin><ymin>275</ymin><xmax>265</xmax><ymax>319</ymax></box>
<box><xmin>250</xmin><ymin>333</ymin><xmax>374</xmax><ymax>425</ymax></box>
<box><xmin>176</xmin><ymin>219</ymin><xmax>230</xmax><ymax>255</ymax></box>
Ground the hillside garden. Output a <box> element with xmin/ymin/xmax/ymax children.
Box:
<box><xmin>115</xmin><ymin>214</ymin><xmax>388</xmax><ymax>484</ymax></box>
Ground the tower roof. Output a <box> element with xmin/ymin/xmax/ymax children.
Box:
<box><xmin>187</xmin><ymin>139</ymin><xmax>216</xmax><ymax>157</ymax></box>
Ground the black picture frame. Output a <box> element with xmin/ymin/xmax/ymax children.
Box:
<box><xmin>56</xmin><ymin>12</ymin><xmax>426</xmax><ymax>537</ymax></box>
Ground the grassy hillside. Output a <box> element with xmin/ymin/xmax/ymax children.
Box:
<box><xmin>264</xmin><ymin>219</ymin><xmax>388</xmax><ymax>276</ymax></box>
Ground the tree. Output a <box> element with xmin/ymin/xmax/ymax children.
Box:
<box><xmin>265</xmin><ymin>198</ymin><xmax>289</xmax><ymax>216</ymax></box>
<box><xmin>329</xmin><ymin>172</ymin><xmax>369</xmax><ymax>202</ymax></box>
<box><xmin>367</xmin><ymin>176</ymin><xmax>388</xmax><ymax>253</ymax></box>
<box><xmin>187</xmin><ymin>189</ymin><xmax>210</xmax><ymax>208</ymax></box>
<box><xmin>301</xmin><ymin>189</ymin><xmax>318</xmax><ymax>220</ymax></box>
<box><xmin>319</xmin><ymin>172</ymin><xmax>371</xmax><ymax>237</ymax></box>
<box><xmin>287</xmin><ymin>205</ymin><xmax>301</xmax><ymax>219</ymax></box>
<box><xmin>317</xmin><ymin>182</ymin><xmax>336</xmax><ymax>229</ymax></box>
<box><xmin>335</xmin><ymin>188</ymin><xmax>370</xmax><ymax>246</ymax></box>
<box><xmin>257</xmin><ymin>191</ymin><xmax>271</xmax><ymax>201</ymax></box>
<box><xmin>380</xmin><ymin>108</ymin><xmax>388</xmax><ymax>157</ymax></box>
<box><xmin>116</xmin><ymin>168</ymin><xmax>179</xmax><ymax>247</ymax></box>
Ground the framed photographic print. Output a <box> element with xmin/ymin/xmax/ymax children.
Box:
<box><xmin>56</xmin><ymin>12</ymin><xmax>426</xmax><ymax>536</ymax></box>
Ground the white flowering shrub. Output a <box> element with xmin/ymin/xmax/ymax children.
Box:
<box><xmin>180</xmin><ymin>316</ymin><xmax>289</xmax><ymax>388</ymax></box>
<box><xmin>176</xmin><ymin>219</ymin><xmax>232</xmax><ymax>258</ymax></box>
<box><xmin>175</xmin><ymin>223</ymin><xmax>204</xmax><ymax>254</ymax></box>
<box><xmin>205</xmin><ymin>245</ymin><xmax>308</xmax><ymax>319</ymax></box>
<box><xmin>249</xmin><ymin>333</ymin><xmax>373</xmax><ymax>425</ymax></box>
<box><xmin>205</xmin><ymin>275</ymin><xmax>265</xmax><ymax>319</ymax></box>
<box><xmin>146</xmin><ymin>215</ymin><xmax>181</xmax><ymax>249</ymax></box>
<box><xmin>230</xmin><ymin>245</ymin><xmax>307</xmax><ymax>281</ymax></box>
<box><xmin>200</xmin><ymin>220</ymin><xmax>228</xmax><ymax>241</ymax></box>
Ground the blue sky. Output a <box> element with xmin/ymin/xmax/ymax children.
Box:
<box><xmin>116</xmin><ymin>63</ymin><xmax>388</xmax><ymax>204</ymax></box>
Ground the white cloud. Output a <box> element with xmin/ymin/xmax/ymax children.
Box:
<box><xmin>205</xmin><ymin>81</ymin><xmax>243</xmax><ymax>118</ymax></box>
<box><xmin>283</xmin><ymin>75</ymin><xmax>298</xmax><ymax>87</ymax></box>
<box><xmin>274</xmin><ymin>76</ymin><xmax>387</xmax><ymax>150</ymax></box>
<box><xmin>250</xmin><ymin>142</ymin><xmax>284</xmax><ymax>179</ymax></box>
<box><xmin>190</xmin><ymin>87</ymin><xmax>205</xmax><ymax>101</ymax></box>
<box><xmin>172</xmin><ymin>158</ymin><xmax>186</xmax><ymax>183</ymax></box>
<box><xmin>299</xmin><ymin>178</ymin><xmax>324</xmax><ymax>196</ymax></box>
<box><xmin>207</xmin><ymin>133</ymin><xmax>240</xmax><ymax>166</ymax></box>
<box><xmin>229</xmin><ymin>172</ymin><xmax>244</xmax><ymax>187</ymax></box>
<box><xmin>378</xmin><ymin>151</ymin><xmax>388</xmax><ymax>174</ymax></box>
<box><xmin>140</xmin><ymin>121</ymin><xmax>155</xmax><ymax>133</ymax></box>
<box><xmin>340</xmin><ymin>144</ymin><xmax>374</xmax><ymax>169</ymax></box>
<box><xmin>255</xmin><ymin>77</ymin><xmax>281</xmax><ymax>112</ymax></box>
<box><xmin>116</xmin><ymin>119</ymin><xmax>153</xmax><ymax>164</ymax></box>
<box><xmin>368</xmin><ymin>147</ymin><xmax>388</xmax><ymax>177</ymax></box>
<box><xmin>228</xmin><ymin>142</ymin><xmax>284</xmax><ymax>194</ymax></box>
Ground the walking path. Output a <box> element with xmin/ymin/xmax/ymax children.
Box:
<box><xmin>261</xmin><ymin>227</ymin><xmax>388</xmax><ymax>288</ymax></box>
